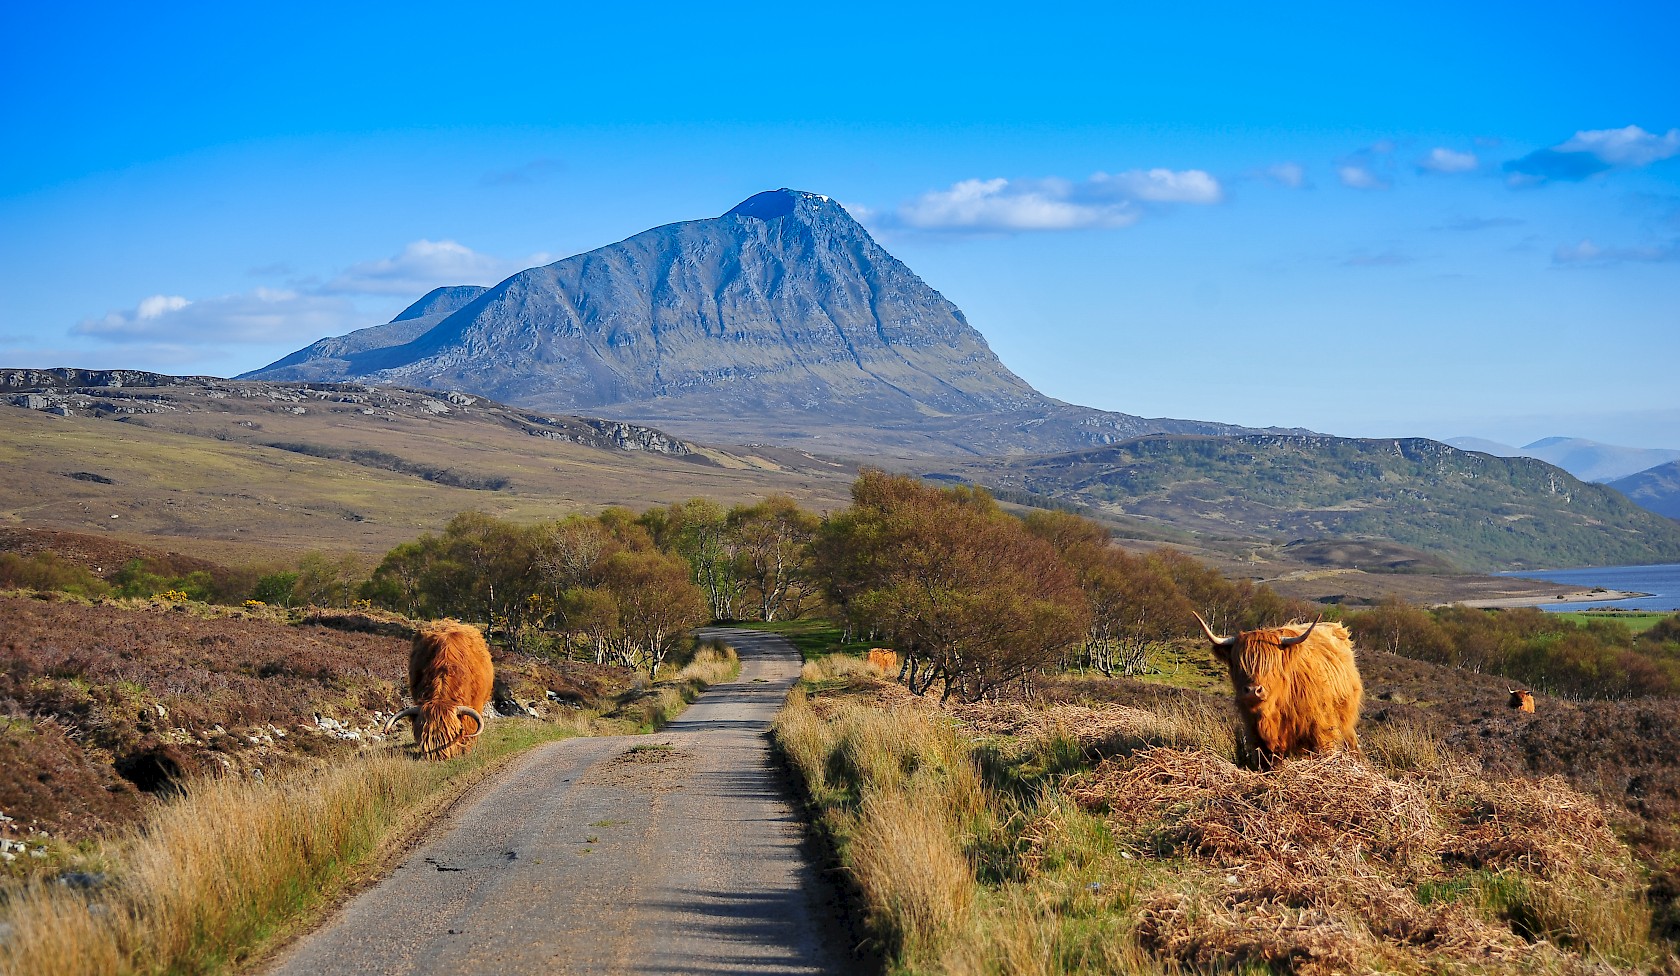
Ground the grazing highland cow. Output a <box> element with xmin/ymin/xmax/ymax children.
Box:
<box><xmin>865</xmin><ymin>648</ymin><xmax>900</xmax><ymax>674</ymax></box>
<box><xmin>1509</xmin><ymin>689</ymin><xmax>1536</xmax><ymax>713</ymax></box>
<box><xmin>385</xmin><ymin>620</ymin><xmax>493</xmax><ymax>759</ymax></box>
<box><xmin>1194</xmin><ymin>613</ymin><xmax>1363</xmax><ymax>770</ymax></box>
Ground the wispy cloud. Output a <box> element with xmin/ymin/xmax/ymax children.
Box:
<box><xmin>321</xmin><ymin>239</ymin><xmax>548</xmax><ymax>296</ymax></box>
<box><xmin>480</xmin><ymin>157</ymin><xmax>566</xmax><ymax>187</ymax></box>
<box><xmin>1263</xmin><ymin>162</ymin><xmax>1307</xmax><ymax>188</ymax></box>
<box><xmin>1418</xmin><ymin>147</ymin><xmax>1478</xmax><ymax>173</ymax></box>
<box><xmin>1553</xmin><ymin>238</ymin><xmax>1680</xmax><ymax>266</ymax></box>
<box><xmin>1337</xmin><ymin>165</ymin><xmax>1389</xmax><ymax>190</ymax></box>
<box><xmin>1505</xmin><ymin>125</ymin><xmax>1680</xmax><ymax>185</ymax></box>
<box><xmin>72</xmin><ymin>289</ymin><xmax>363</xmax><ymax>345</ymax></box>
<box><xmin>887</xmin><ymin>169</ymin><xmax>1223</xmax><ymax>233</ymax></box>
<box><xmin>1337</xmin><ymin>141</ymin><xmax>1396</xmax><ymax>190</ymax></box>
<box><xmin>66</xmin><ymin>238</ymin><xmax>552</xmax><ymax>355</ymax></box>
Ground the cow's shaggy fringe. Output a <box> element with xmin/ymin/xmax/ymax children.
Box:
<box><xmin>0</xmin><ymin>722</ymin><xmax>574</xmax><ymax>976</ymax></box>
<box><xmin>777</xmin><ymin>653</ymin><xmax>1667</xmax><ymax>975</ymax></box>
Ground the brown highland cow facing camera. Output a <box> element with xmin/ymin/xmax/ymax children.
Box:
<box><xmin>1194</xmin><ymin>613</ymin><xmax>1364</xmax><ymax>770</ymax></box>
<box><xmin>385</xmin><ymin>620</ymin><xmax>493</xmax><ymax>759</ymax></box>
<box><xmin>1509</xmin><ymin>689</ymin><xmax>1536</xmax><ymax>713</ymax></box>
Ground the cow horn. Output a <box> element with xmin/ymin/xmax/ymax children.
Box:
<box><xmin>455</xmin><ymin>705</ymin><xmax>484</xmax><ymax>738</ymax></box>
<box><xmin>383</xmin><ymin>706</ymin><xmax>418</xmax><ymax>735</ymax></box>
<box><xmin>1278</xmin><ymin>617</ymin><xmax>1322</xmax><ymax>647</ymax></box>
<box><xmin>1193</xmin><ymin>612</ymin><xmax>1237</xmax><ymax>648</ymax></box>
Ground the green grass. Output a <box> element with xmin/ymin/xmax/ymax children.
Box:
<box><xmin>1553</xmin><ymin>610</ymin><xmax>1673</xmax><ymax>635</ymax></box>
<box><xmin>730</xmin><ymin>618</ymin><xmax>876</xmax><ymax>661</ymax></box>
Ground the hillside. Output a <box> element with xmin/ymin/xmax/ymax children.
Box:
<box><xmin>1612</xmin><ymin>459</ymin><xmax>1680</xmax><ymax>520</ymax></box>
<box><xmin>0</xmin><ymin>369</ymin><xmax>855</xmax><ymax>558</ymax></box>
<box><xmin>953</xmin><ymin>434</ymin><xmax>1680</xmax><ymax>571</ymax></box>
<box><xmin>244</xmin><ymin>189</ymin><xmax>1279</xmax><ymax>456</ymax></box>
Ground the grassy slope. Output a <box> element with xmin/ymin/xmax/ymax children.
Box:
<box><xmin>965</xmin><ymin>434</ymin><xmax>1680</xmax><ymax>572</ymax></box>
<box><xmin>0</xmin><ymin>393</ymin><xmax>853</xmax><ymax>559</ymax></box>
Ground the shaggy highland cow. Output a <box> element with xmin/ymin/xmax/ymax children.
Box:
<box><xmin>865</xmin><ymin>648</ymin><xmax>900</xmax><ymax>673</ymax></box>
<box><xmin>1509</xmin><ymin>689</ymin><xmax>1536</xmax><ymax>713</ymax></box>
<box><xmin>1194</xmin><ymin>613</ymin><xmax>1364</xmax><ymax>770</ymax></box>
<box><xmin>385</xmin><ymin>620</ymin><xmax>493</xmax><ymax>759</ymax></box>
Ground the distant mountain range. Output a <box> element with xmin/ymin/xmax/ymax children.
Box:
<box><xmin>245</xmin><ymin>189</ymin><xmax>1293</xmax><ymax>456</ymax></box>
<box><xmin>1445</xmin><ymin>436</ymin><xmax>1680</xmax><ymax>484</ymax></box>
<box><xmin>1610</xmin><ymin>461</ymin><xmax>1680</xmax><ymax>521</ymax></box>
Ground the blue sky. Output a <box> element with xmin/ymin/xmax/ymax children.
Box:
<box><xmin>3</xmin><ymin>1</ymin><xmax>1676</xmax><ymax>448</ymax></box>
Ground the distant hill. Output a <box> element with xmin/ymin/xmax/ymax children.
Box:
<box><xmin>1447</xmin><ymin>435</ymin><xmax>1680</xmax><ymax>483</ymax></box>
<box><xmin>0</xmin><ymin>368</ymin><xmax>856</xmax><ymax>557</ymax></box>
<box><xmin>1444</xmin><ymin>436</ymin><xmax>1519</xmax><ymax>456</ymax></box>
<box><xmin>244</xmin><ymin>189</ymin><xmax>1287</xmax><ymax>456</ymax></box>
<box><xmin>950</xmin><ymin>434</ymin><xmax>1680</xmax><ymax>572</ymax></box>
<box><xmin>1609</xmin><ymin>460</ymin><xmax>1680</xmax><ymax>520</ymax></box>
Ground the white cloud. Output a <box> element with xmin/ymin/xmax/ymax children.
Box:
<box><xmin>1505</xmin><ymin>125</ymin><xmax>1680</xmax><ymax>185</ymax></box>
<box><xmin>1337</xmin><ymin>165</ymin><xmax>1389</xmax><ymax>190</ymax></box>
<box><xmin>1557</xmin><ymin>126</ymin><xmax>1680</xmax><ymax>167</ymax></box>
<box><xmin>72</xmin><ymin>288</ymin><xmax>363</xmax><ymax>344</ymax></box>
<box><xmin>1419</xmin><ymin>148</ymin><xmax>1478</xmax><ymax>173</ymax></box>
<box><xmin>136</xmin><ymin>294</ymin><xmax>190</xmax><ymax>319</ymax></box>
<box><xmin>1264</xmin><ymin>162</ymin><xmax>1306</xmax><ymax>188</ymax></box>
<box><xmin>1091</xmin><ymin>168</ymin><xmax>1223</xmax><ymax>204</ymax></box>
<box><xmin>322</xmin><ymin>239</ymin><xmax>549</xmax><ymax>296</ymax></box>
<box><xmin>1553</xmin><ymin>238</ymin><xmax>1679</xmax><ymax>265</ymax></box>
<box><xmin>891</xmin><ymin>169</ymin><xmax>1223</xmax><ymax>233</ymax></box>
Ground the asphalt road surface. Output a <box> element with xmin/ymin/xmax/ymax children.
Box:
<box><xmin>265</xmin><ymin>628</ymin><xmax>847</xmax><ymax>976</ymax></box>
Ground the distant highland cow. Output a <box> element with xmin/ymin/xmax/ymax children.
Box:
<box><xmin>385</xmin><ymin>620</ymin><xmax>492</xmax><ymax>759</ymax></box>
<box><xmin>1509</xmin><ymin>689</ymin><xmax>1536</xmax><ymax>713</ymax></box>
<box><xmin>1194</xmin><ymin>614</ymin><xmax>1364</xmax><ymax>770</ymax></box>
<box><xmin>865</xmin><ymin>648</ymin><xmax>900</xmax><ymax>674</ymax></box>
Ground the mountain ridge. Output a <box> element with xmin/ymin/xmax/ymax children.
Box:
<box><xmin>244</xmin><ymin>189</ymin><xmax>1293</xmax><ymax>455</ymax></box>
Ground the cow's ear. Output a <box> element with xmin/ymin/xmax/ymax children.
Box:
<box><xmin>1209</xmin><ymin>640</ymin><xmax>1232</xmax><ymax>664</ymax></box>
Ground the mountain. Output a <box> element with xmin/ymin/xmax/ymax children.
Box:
<box><xmin>251</xmin><ymin>285</ymin><xmax>489</xmax><ymax>380</ymax></box>
<box><xmin>1447</xmin><ymin>435</ymin><xmax>1680</xmax><ymax>483</ymax></box>
<box><xmin>245</xmin><ymin>189</ymin><xmax>1281</xmax><ymax>456</ymax></box>
<box><xmin>1444</xmin><ymin>436</ymin><xmax>1519</xmax><ymax>456</ymax></box>
<box><xmin>1520</xmin><ymin>437</ymin><xmax>1680</xmax><ymax>484</ymax></box>
<box><xmin>1609</xmin><ymin>461</ymin><xmax>1680</xmax><ymax>520</ymax></box>
<box><xmin>945</xmin><ymin>434</ymin><xmax>1680</xmax><ymax>572</ymax></box>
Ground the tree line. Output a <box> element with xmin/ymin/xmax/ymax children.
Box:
<box><xmin>6</xmin><ymin>469</ymin><xmax>1677</xmax><ymax>701</ymax></box>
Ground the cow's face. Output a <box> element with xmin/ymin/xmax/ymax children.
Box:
<box><xmin>1217</xmin><ymin>637</ymin><xmax>1290</xmax><ymax>716</ymax></box>
<box><xmin>1197</xmin><ymin>614</ymin><xmax>1319</xmax><ymax>720</ymax></box>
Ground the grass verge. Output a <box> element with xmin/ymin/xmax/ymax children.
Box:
<box><xmin>596</xmin><ymin>637</ymin><xmax>740</xmax><ymax>734</ymax></box>
<box><xmin>775</xmin><ymin>654</ymin><xmax>1666</xmax><ymax>975</ymax></box>
<box><xmin>0</xmin><ymin>719</ymin><xmax>581</xmax><ymax>976</ymax></box>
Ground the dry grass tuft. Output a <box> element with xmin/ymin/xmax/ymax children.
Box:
<box><xmin>847</xmin><ymin>789</ymin><xmax>974</xmax><ymax>965</ymax></box>
<box><xmin>1069</xmin><ymin>747</ymin><xmax>1650</xmax><ymax>971</ymax></box>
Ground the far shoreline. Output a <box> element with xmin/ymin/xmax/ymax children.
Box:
<box><xmin>1456</xmin><ymin>588</ymin><xmax>1654</xmax><ymax>610</ymax></box>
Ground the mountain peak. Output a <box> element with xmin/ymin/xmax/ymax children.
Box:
<box><xmin>725</xmin><ymin>188</ymin><xmax>837</xmax><ymax>221</ymax></box>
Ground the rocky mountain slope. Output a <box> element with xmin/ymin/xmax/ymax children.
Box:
<box><xmin>245</xmin><ymin>189</ymin><xmax>1279</xmax><ymax>456</ymax></box>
